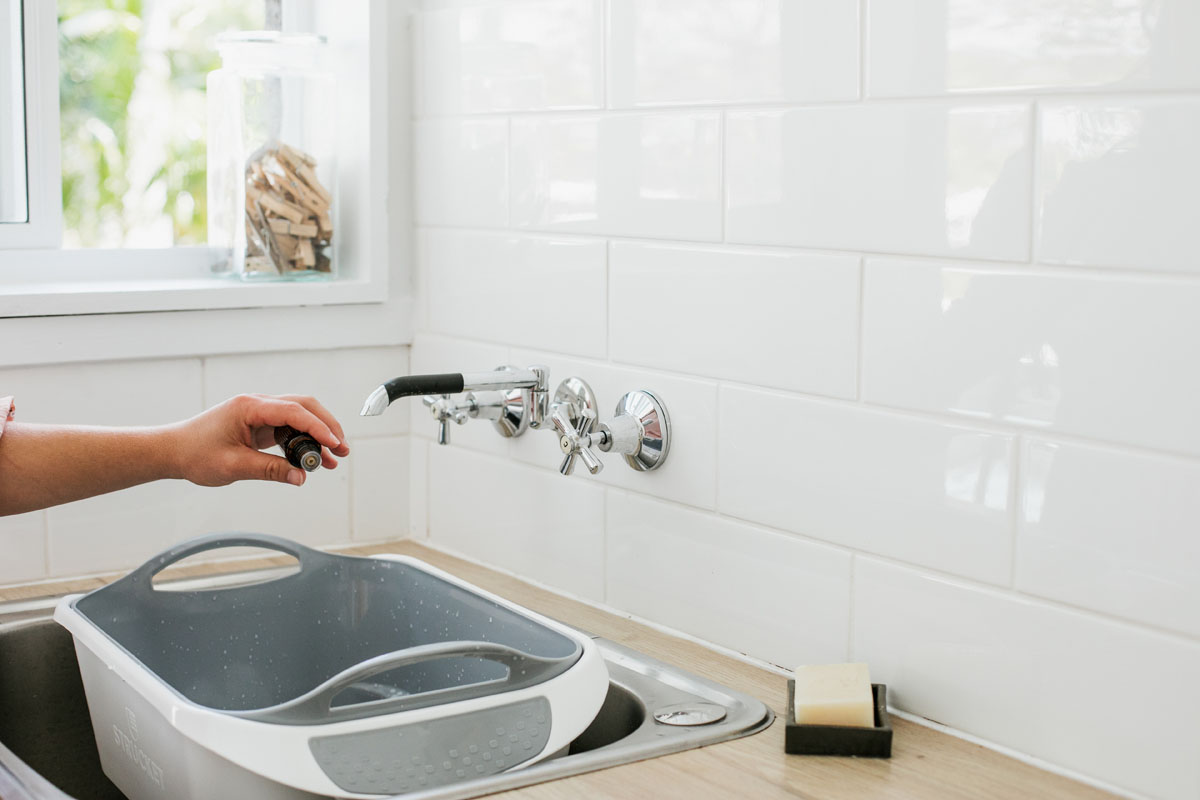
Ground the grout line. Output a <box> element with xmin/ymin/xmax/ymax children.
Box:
<box><xmin>855</xmin><ymin>257</ymin><xmax>866</xmax><ymax>402</ymax></box>
<box><xmin>604</xmin><ymin>239</ymin><xmax>612</xmax><ymax>360</ymax></box>
<box><xmin>1009</xmin><ymin>435</ymin><xmax>1023</xmax><ymax>589</ymax></box>
<box><xmin>504</xmin><ymin>116</ymin><xmax>513</xmax><ymax>229</ymax></box>
<box><xmin>416</xmin><ymin>330</ymin><xmax>1200</xmax><ymax>465</ymax></box>
<box><xmin>846</xmin><ymin>554</ymin><xmax>857</xmax><ymax>660</ymax></box>
<box><xmin>599</xmin><ymin>0</ymin><xmax>609</xmax><ymax>110</ymax></box>
<box><xmin>415</xmin><ymin>224</ymin><xmax>1200</xmax><ymax>282</ymax></box>
<box><xmin>718</xmin><ymin>111</ymin><xmax>727</xmax><ymax>242</ymax></box>
<box><xmin>41</xmin><ymin>511</ymin><xmax>50</xmax><ymax>578</ymax></box>
<box><xmin>412</xmin><ymin>88</ymin><xmax>1200</xmax><ymax>122</ymax></box>
<box><xmin>858</xmin><ymin>0</ymin><xmax>868</xmax><ymax>101</ymax></box>
<box><xmin>1028</xmin><ymin>100</ymin><xmax>1042</xmax><ymax>264</ymax></box>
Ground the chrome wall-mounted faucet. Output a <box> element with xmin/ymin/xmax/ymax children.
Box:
<box><xmin>361</xmin><ymin>366</ymin><xmax>670</xmax><ymax>475</ymax></box>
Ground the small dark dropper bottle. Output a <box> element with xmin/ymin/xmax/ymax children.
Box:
<box><xmin>274</xmin><ymin>426</ymin><xmax>322</xmax><ymax>472</ymax></box>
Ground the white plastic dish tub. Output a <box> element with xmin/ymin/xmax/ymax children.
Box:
<box><xmin>54</xmin><ymin>550</ymin><xmax>608</xmax><ymax>800</ymax></box>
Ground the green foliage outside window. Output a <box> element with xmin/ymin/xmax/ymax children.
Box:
<box><xmin>58</xmin><ymin>0</ymin><xmax>262</xmax><ymax>248</ymax></box>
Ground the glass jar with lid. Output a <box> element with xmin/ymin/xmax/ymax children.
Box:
<box><xmin>207</xmin><ymin>32</ymin><xmax>336</xmax><ymax>280</ymax></box>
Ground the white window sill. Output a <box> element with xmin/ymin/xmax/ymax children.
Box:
<box><xmin>0</xmin><ymin>247</ymin><xmax>412</xmax><ymax>367</ymax></box>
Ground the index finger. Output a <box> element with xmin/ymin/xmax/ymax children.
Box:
<box><xmin>244</xmin><ymin>398</ymin><xmax>341</xmax><ymax>451</ymax></box>
<box><xmin>276</xmin><ymin>394</ymin><xmax>348</xmax><ymax>451</ymax></box>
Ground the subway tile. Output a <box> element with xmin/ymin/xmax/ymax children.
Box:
<box><xmin>1038</xmin><ymin>99</ymin><xmax>1200</xmax><ymax>274</ymax></box>
<box><xmin>1019</xmin><ymin>439</ymin><xmax>1200</xmax><ymax>638</ymax></box>
<box><xmin>608</xmin><ymin>0</ymin><xmax>857</xmax><ymax>107</ymax></box>
<box><xmin>510</xmin><ymin>113</ymin><xmax>721</xmax><ymax>240</ymax></box>
<box><xmin>0</xmin><ymin>358</ymin><xmax>203</xmax><ymax>427</ymax></box>
<box><xmin>425</xmin><ymin>230</ymin><xmax>607</xmax><ymax>358</ymax></box>
<box><xmin>607</xmin><ymin>492</ymin><xmax>851</xmax><ymax>667</ymax></box>
<box><xmin>868</xmin><ymin>0</ymin><xmax>1200</xmax><ymax>96</ymax></box>
<box><xmin>509</xmin><ymin>348</ymin><xmax>718</xmax><ymax>510</ymax></box>
<box><xmin>414</xmin><ymin>118</ymin><xmax>508</xmax><ymax>228</ymax></box>
<box><xmin>718</xmin><ymin>387</ymin><xmax>1013</xmax><ymax>584</ymax></box>
<box><xmin>204</xmin><ymin>346</ymin><xmax>410</xmax><ymax>439</ymax></box>
<box><xmin>861</xmin><ymin>261</ymin><xmax>1200</xmax><ymax>456</ymax></box>
<box><xmin>854</xmin><ymin>558</ymin><xmax>1200</xmax><ymax>800</ymax></box>
<box><xmin>0</xmin><ymin>512</ymin><xmax>46</xmax><ymax>584</ymax></box>
<box><xmin>46</xmin><ymin>468</ymin><xmax>353</xmax><ymax>576</ymax></box>
<box><xmin>415</xmin><ymin>0</ymin><xmax>602</xmax><ymax>116</ymax></box>
<box><xmin>427</xmin><ymin>446</ymin><xmax>605</xmax><ymax>601</ymax></box>
<box><xmin>351</xmin><ymin>436</ymin><xmax>410</xmax><ymax>542</ymax></box>
<box><xmin>610</xmin><ymin>242</ymin><xmax>859</xmax><ymax>398</ymax></box>
<box><xmin>409</xmin><ymin>333</ymin><xmax>510</xmax><ymax>457</ymax></box>
<box><xmin>725</xmin><ymin>105</ymin><xmax>1032</xmax><ymax>261</ymax></box>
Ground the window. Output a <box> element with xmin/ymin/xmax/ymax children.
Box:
<box><xmin>0</xmin><ymin>0</ymin><xmax>392</xmax><ymax>325</ymax></box>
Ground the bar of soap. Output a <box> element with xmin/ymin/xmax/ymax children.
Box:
<box><xmin>792</xmin><ymin>663</ymin><xmax>874</xmax><ymax>728</ymax></box>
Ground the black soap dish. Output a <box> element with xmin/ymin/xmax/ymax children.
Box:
<box><xmin>784</xmin><ymin>681</ymin><xmax>892</xmax><ymax>758</ymax></box>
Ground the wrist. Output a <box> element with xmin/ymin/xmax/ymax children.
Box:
<box><xmin>153</xmin><ymin>423</ymin><xmax>188</xmax><ymax>481</ymax></box>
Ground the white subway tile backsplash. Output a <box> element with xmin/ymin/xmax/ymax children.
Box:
<box><xmin>508</xmin><ymin>349</ymin><xmax>718</xmax><ymax>510</ymax></box>
<box><xmin>610</xmin><ymin>242</ymin><xmax>859</xmax><ymax>398</ymax></box>
<box><xmin>425</xmin><ymin>230</ymin><xmax>607</xmax><ymax>358</ymax></box>
<box><xmin>428</xmin><ymin>446</ymin><xmax>605</xmax><ymax>601</ymax></box>
<box><xmin>414</xmin><ymin>118</ymin><xmax>508</xmax><ymax>227</ymax></box>
<box><xmin>409</xmin><ymin>437</ymin><xmax>429</xmax><ymax>538</ymax></box>
<box><xmin>1019</xmin><ymin>439</ymin><xmax>1200</xmax><ymax>638</ymax></box>
<box><xmin>510</xmin><ymin>113</ymin><xmax>721</xmax><ymax>240</ymax></box>
<box><xmin>854</xmin><ymin>558</ymin><xmax>1200</xmax><ymax>800</ymax></box>
<box><xmin>0</xmin><ymin>512</ymin><xmax>46</xmax><ymax>583</ymax></box>
<box><xmin>203</xmin><ymin>347</ymin><xmax>410</xmax><ymax>439</ymax></box>
<box><xmin>1038</xmin><ymin>99</ymin><xmax>1200</xmax><ymax>274</ymax></box>
<box><xmin>351</xmin><ymin>436</ymin><xmax>410</xmax><ymax>542</ymax></box>
<box><xmin>608</xmin><ymin>0</ymin><xmax>858</xmax><ymax>107</ymax></box>
<box><xmin>607</xmin><ymin>492</ymin><xmax>851</xmax><ymax>668</ymax></box>
<box><xmin>0</xmin><ymin>359</ymin><xmax>203</xmax><ymax>426</ymax></box>
<box><xmin>725</xmin><ymin>105</ymin><xmax>1032</xmax><ymax>261</ymax></box>
<box><xmin>862</xmin><ymin>261</ymin><xmax>1200</xmax><ymax>455</ymax></box>
<box><xmin>868</xmin><ymin>0</ymin><xmax>1200</xmax><ymax>96</ymax></box>
<box><xmin>415</xmin><ymin>0</ymin><xmax>603</xmax><ymax>116</ymax></box>
<box><xmin>718</xmin><ymin>388</ymin><xmax>1013</xmax><ymax>584</ymax></box>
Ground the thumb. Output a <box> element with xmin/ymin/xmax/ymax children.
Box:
<box><xmin>236</xmin><ymin>450</ymin><xmax>306</xmax><ymax>486</ymax></box>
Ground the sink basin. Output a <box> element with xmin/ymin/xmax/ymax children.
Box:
<box><xmin>0</xmin><ymin>574</ymin><xmax>772</xmax><ymax>800</ymax></box>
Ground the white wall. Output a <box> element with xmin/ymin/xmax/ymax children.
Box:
<box><xmin>0</xmin><ymin>346</ymin><xmax>411</xmax><ymax>581</ymax></box>
<box><xmin>409</xmin><ymin>1</ymin><xmax>1200</xmax><ymax>797</ymax></box>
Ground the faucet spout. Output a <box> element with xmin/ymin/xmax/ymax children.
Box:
<box><xmin>360</xmin><ymin>368</ymin><xmax>547</xmax><ymax>417</ymax></box>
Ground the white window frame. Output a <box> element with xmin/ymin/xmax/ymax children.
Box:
<box><xmin>0</xmin><ymin>0</ymin><xmax>411</xmax><ymax>365</ymax></box>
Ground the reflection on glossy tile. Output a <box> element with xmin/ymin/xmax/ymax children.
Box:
<box><xmin>1019</xmin><ymin>439</ymin><xmax>1200</xmax><ymax>637</ymax></box>
<box><xmin>425</xmin><ymin>230</ymin><xmax>606</xmax><ymax>358</ymax></box>
<box><xmin>608</xmin><ymin>0</ymin><xmax>857</xmax><ymax>106</ymax></box>
<box><xmin>862</xmin><ymin>260</ymin><xmax>1200</xmax><ymax>455</ymax></box>
<box><xmin>607</xmin><ymin>492</ymin><xmax>851</xmax><ymax>668</ymax></box>
<box><xmin>725</xmin><ymin>105</ymin><xmax>1032</xmax><ymax>260</ymax></box>
<box><xmin>414</xmin><ymin>118</ymin><xmax>508</xmax><ymax>227</ymax></box>
<box><xmin>428</xmin><ymin>446</ymin><xmax>605</xmax><ymax>601</ymax></box>
<box><xmin>868</xmin><ymin>0</ymin><xmax>1200</xmax><ymax>96</ymax></box>
<box><xmin>610</xmin><ymin>242</ymin><xmax>859</xmax><ymax>398</ymax></box>
<box><xmin>0</xmin><ymin>512</ymin><xmax>46</xmax><ymax>583</ymax></box>
<box><xmin>854</xmin><ymin>558</ymin><xmax>1200</xmax><ymax>800</ymax></box>
<box><xmin>718</xmin><ymin>387</ymin><xmax>1013</xmax><ymax>584</ymax></box>
<box><xmin>1038</xmin><ymin>99</ymin><xmax>1200</xmax><ymax>273</ymax></box>
<box><xmin>510</xmin><ymin>113</ymin><xmax>721</xmax><ymax>240</ymax></box>
<box><xmin>415</xmin><ymin>0</ymin><xmax>602</xmax><ymax>116</ymax></box>
<box><xmin>508</xmin><ymin>348</ymin><xmax>718</xmax><ymax>511</ymax></box>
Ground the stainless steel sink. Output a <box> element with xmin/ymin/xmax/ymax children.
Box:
<box><xmin>0</xmin><ymin>577</ymin><xmax>772</xmax><ymax>800</ymax></box>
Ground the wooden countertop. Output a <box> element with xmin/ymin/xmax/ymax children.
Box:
<box><xmin>0</xmin><ymin>540</ymin><xmax>1114</xmax><ymax>800</ymax></box>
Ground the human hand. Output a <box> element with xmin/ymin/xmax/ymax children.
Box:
<box><xmin>170</xmin><ymin>394</ymin><xmax>351</xmax><ymax>487</ymax></box>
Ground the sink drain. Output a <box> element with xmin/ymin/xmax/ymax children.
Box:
<box><xmin>653</xmin><ymin>702</ymin><xmax>728</xmax><ymax>727</ymax></box>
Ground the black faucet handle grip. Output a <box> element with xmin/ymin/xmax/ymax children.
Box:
<box><xmin>384</xmin><ymin>373</ymin><xmax>465</xmax><ymax>402</ymax></box>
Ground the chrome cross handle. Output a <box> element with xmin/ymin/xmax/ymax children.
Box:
<box><xmin>551</xmin><ymin>407</ymin><xmax>603</xmax><ymax>476</ymax></box>
<box><xmin>422</xmin><ymin>395</ymin><xmax>468</xmax><ymax>445</ymax></box>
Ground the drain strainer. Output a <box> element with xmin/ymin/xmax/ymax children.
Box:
<box><xmin>652</xmin><ymin>702</ymin><xmax>727</xmax><ymax>727</ymax></box>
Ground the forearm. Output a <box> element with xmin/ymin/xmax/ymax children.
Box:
<box><xmin>0</xmin><ymin>423</ymin><xmax>183</xmax><ymax>516</ymax></box>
